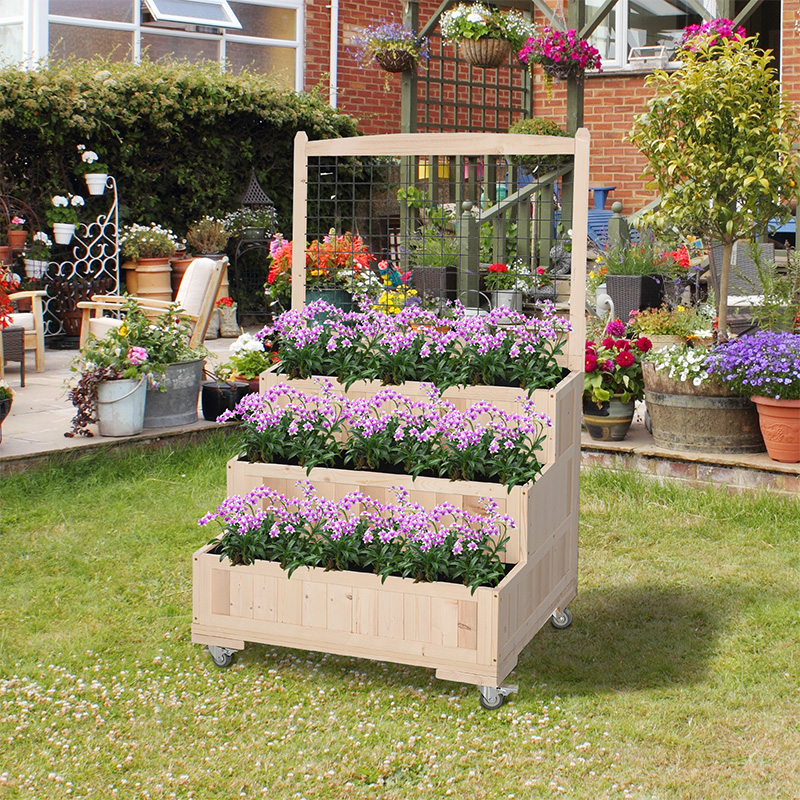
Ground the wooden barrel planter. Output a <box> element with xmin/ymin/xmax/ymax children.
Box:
<box><xmin>643</xmin><ymin>362</ymin><xmax>765</xmax><ymax>454</ymax></box>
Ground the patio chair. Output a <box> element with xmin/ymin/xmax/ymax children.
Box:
<box><xmin>78</xmin><ymin>256</ymin><xmax>227</xmax><ymax>349</ymax></box>
<box><xmin>7</xmin><ymin>290</ymin><xmax>47</xmax><ymax>373</ymax></box>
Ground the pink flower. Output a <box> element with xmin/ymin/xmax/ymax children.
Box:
<box><xmin>127</xmin><ymin>346</ymin><xmax>148</xmax><ymax>366</ymax></box>
<box><xmin>615</xmin><ymin>350</ymin><xmax>634</xmax><ymax>368</ymax></box>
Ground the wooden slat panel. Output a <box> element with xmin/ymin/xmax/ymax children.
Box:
<box><xmin>253</xmin><ymin>574</ymin><xmax>277</xmax><ymax>621</ymax></box>
<box><xmin>229</xmin><ymin>572</ymin><xmax>254</xmax><ymax>619</ymax></box>
<box><xmin>378</xmin><ymin>590</ymin><xmax>405</xmax><ymax>639</ymax></box>
<box><xmin>457</xmin><ymin>600</ymin><xmax>478</xmax><ymax>650</ymax></box>
<box><xmin>404</xmin><ymin>594</ymin><xmax>432</xmax><ymax>642</ymax></box>
<box><xmin>327</xmin><ymin>583</ymin><xmax>354</xmax><ymax>633</ymax></box>
<box><xmin>431</xmin><ymin>598</ymin><xmax>460</xmax><ymax>647</ymax></box>
<box><xmin>276</xmin><ymin>576</ymin><xmax>303</xmax><ymax>625</ymax></box>
<box><xmin>211</xmin><ymin>568</ymin><xmax>230</xmax><ymax>616</ymax></box>
<box><xmin>302</xmin><ymin>580</ymin><xmax>327</xmax><ymax>628</ymax></box>
<box><xmin>353</xmin><ymin>586</ymin><xmax>378</xmax><ymax>636</ymax></box>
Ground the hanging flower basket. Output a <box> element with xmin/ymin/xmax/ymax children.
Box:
<box><xmin>542</xmin><ymin>60</ymin><xmax>581</xmax><ymax>82</ymax></box>
<box><xmin>460</xmin><ymin>37</ymin><xmax>511</xmax><ymax>68</ymax></box>
<box><xmin>374</xmin><ymin>48</ymin><xmax>415</xmax><ymax>72</ymax></box>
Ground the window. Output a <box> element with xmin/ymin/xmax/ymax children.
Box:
<box><xmin>143</xmin><ymin>0</ymin><xmax>242</xmax><ymax>29</ymax></box>
<box><xmin>587</xmin><ymin>0</ymin><xmax>707</xmax><ymax>70</ymax></box>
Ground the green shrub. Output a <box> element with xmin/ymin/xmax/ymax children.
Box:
<box><xmin>0</xmin><ymin>57</ymin><xmax>361</xmax><ymax>236</ymax></box>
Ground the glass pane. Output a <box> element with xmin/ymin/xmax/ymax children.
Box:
<box><xmin>229</xmin><ymin>3</ymin><xmax>296</xmax><ymax>41</ymax></box>
<box><xmin>587</xmin><ymin>0</ymin><xmax>617</xmax><ymax>63</ymax></box>
<box><xmin>141</xmin><ymin>32</ymin><xmax>220</xmax><ymax>62</ymax></box>
<box><xmin>0</xmin><ymin>0</ymin><xmax>23</xmax><ymax>17</ymax></box>
<box><xmin>628</xmin><ymin>0</ymin><xmax>700</xmax><ymax>56</ymax></box>
<box><xmin>49</xmin><ymin>24</ymin><xmax>133</xmax><ymax>61</ymax></box>
<box><xmin>0</xmin><ymin>23</ymin><xmax>22</xmax><ymax>64</ymax></box>
<box><xmin>50</xmin><ymin>0</ymin><xmax>134</xmax><ymax>23</ymax></box>
<box><xmin>145</xmin><ymin>0</ymin><xmax>240</xmax><ymax>27</ymax></box>
<box><xmin>226</xmin><ymin>41</ymin><xmax>294</xmax><ymax>88</ymax></box>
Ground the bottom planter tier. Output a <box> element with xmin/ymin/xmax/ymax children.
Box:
<box><xmin>193</xmin><ymin>454</ymin><xmax>579</xmax><ymax>690</ymax></box>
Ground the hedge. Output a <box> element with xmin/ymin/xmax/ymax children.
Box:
<box><xmin>0</xmin><ymin>57</ymin><xmax>362</xmax><ymax>236</ymax></box>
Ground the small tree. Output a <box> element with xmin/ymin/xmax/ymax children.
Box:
<box><xmin>629</xmin><ymin>34</ymin><xmax>800</xmax><ymax>340</ymax></box>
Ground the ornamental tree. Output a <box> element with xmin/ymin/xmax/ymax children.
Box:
<box><xmin>629</xmin><ymin>34</ymin><xmax>800</xmax><ymax>340</ymax></box>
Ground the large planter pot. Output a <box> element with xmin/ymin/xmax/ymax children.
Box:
<box><xmin>491</xmin><ymin>289</ymin><xmax>523</xmax><ymax>313</ymax></box>
<box><xmin>170</xmin><ymin>256</ymin><xmax>195</xmax><ymax>298</ymax></box>
<box><xmin>459</xmin><ymin>37</ymin><xmax>511</xmax><ymax>68</ymax></box>
<box><xmin>647</xmin><ymin>334</ymin><xmax>685</xmax><ymax>352</ymax></box>
<box><xmin>605</xmin><ymin>275</ymin><xmax>663</xmax><ymax>325</ymax></box>
<box><xmin>96</xmin><ymin>377</ymin><xmax>147</xmax><ymax>437</ymax></box>
<box><xmin>201</xmin><ymin>380</ymin><xmax>251</xmax><ymax>422</ymax></box>
<box><xmin>412</xmin><ymin>266</ymin><xmax>457</xmax><ymax>301</ymax></box>
<box><xmin>0</xmin><ymin>245</ymin><xmax>11</xmax><ymax>265</ymax></box>
<box><xmin>130</xmin><ymin>257</ymin><xmax>173</xmax><ymax>303</ymax></box>
<box><xmin>192</xmin><ymin>453</ymin><xmax>578</xmax><ymax>701</ymax></box>
<box><xmin>144</xmin><ymin>359</ymin><xmax>205</xmax><ymax>429</ymax></box>
<box><xmin>84</xmin><ymin>173</ymin><xmax>108</xmax><ymax>195</ymax></box>
<box><xmin>751</xmin><ymin>396</ymin><xmax>800</xmax><ymax>463</ymax></box>
<box><xmin>642</xmin><ymin>362</ymin><xmax>765</xmax><ymax>454</ymax></box>
<box><xmin>582</xmin><ymin>394</ymin><xmax>635</xmax><ymax>441</ymax></box>
<box><xmin>52</xmin><ymin>223</ymin><xmax>76</xmax><ymax>245</ymax></box>
<box><xmin>0</xmin><ymin>396</ymin><xmax>11</xmax><ymax>444</ymax></box>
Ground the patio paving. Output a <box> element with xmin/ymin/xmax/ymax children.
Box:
<box><xmin>1</xmin><ymin>335</ymin><xmax>799</xmax><ymax>495</ymax></box>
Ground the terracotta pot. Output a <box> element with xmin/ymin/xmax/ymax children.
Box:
<box><xmin>751</xmin><ymin>395</ymin><xmax>800</xmax><ymax>463</ymax></box>
<box><xmin>7</xmin><ymin>229</ymin><xmax>27</xmax><ymax>251</ymax></box>
<box><xmin>132</xmin><ymin>256</ymin><xmax>172</xmax><ymax>303</ymax></box>
<box><xmin>0</xmin><ymin>245</ymin><xmax>12</xmax><ymax>265</ymax></box>
<box><xmin>170</xmin><ymin>255</ymin><xmax>195</xmax><ymax>298</ymax></box>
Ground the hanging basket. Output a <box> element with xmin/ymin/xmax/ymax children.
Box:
<box><xmin>374</xmin><ymin>49</ymin><xmax>415</xmax><ymax>73</ymax></box>
<box><xmin>542</xmin><ymin>60</ymin><xmax>583</xmax><ymax>83</ymax></box>
<box><xmin>459</xmin><ymin>37</ymin><xmax>511</xmax><ymax>69</ymax></box>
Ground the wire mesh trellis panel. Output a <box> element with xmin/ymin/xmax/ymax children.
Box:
<box><xmin>289</xmin><ymin>132</ymin><xmax>587</xmax><ymax>327</ymax></box>
<box><xmin>416</xmin><ymin>30</ymin><xmax>532</xmax><ymax>134</ymax></box>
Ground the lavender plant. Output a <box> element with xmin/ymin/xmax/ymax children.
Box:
<box><xmin>706</xmin><ymin>331</ymin><xmax>800</xmax><ymax>400</ymax></box>
<box><xmin>200</xmin><ymin>483</ymin><xmax>513</xmax><ymax>592</ymax></box>
<box><xmin>220</xmin><ymin>382</ymin><xmax>551</xmax><ymax>488</ymax></box>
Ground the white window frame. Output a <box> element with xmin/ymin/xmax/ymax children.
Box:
<box><xmin>143</xmin><ymin>0</ymin><xmax>242</xmax><ymax>29</ymax></box>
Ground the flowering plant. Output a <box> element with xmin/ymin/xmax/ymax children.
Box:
<box><xmin>45</xmin><ymin>194</ymin><xmax>84</xmax><ymax>226</ymax></box>
<box><xmin>216</xmin><ymin>331</ymin><xmax>280</xmax><ymax>381</ymax></box>
<box><xmin>680</xmin><ymin>18</ymin><xmax>746</xmax><ymax>50</ymax></box>
<box><xmin>598</xmin><ymin>240</ymin><xmax>677</xmax><ymax>277</ymax></box>
<box><xmin>24</xmin><ymin>231</ymin><xmax>52</xmax><ymax>262</ymax></box>
<box><xmin>120</xmin><ymin>223</ymin><xmax>179</xmax><ymax>260</ymax></box>
<box><xmin>74</xmin><ymin>144</ymin><xmax>109</xmax><ymax>175</ymax></box>
<box><xmin>215</xmin><ymin>296</ymin><xmax>236</xmax><ymax>308</ymax></box>
<box><xmin>706</xmin><ymin>331</ymin><xmax>800</xmax><ymax>400</ymax></box>
<box><xmin>0</xmin><ymin>268</ymin><xmax>18</xmax><ymax>328</ymax></box>
<box><xmin>518</xmin><ymin>27</ymin><xmax>602</xmax><ymax>81</ymax></box>
<box><xmin>8</xmin><ymin>216</ymin><xmax>25</xmax><ymax>230</ymax></box>
<box><xmin>201</xmin><ymin>482</ymin><xmax>512</xmax><ymax>592</ymax></box>
<box><xmin>584</xmin><ymin>319</ymin><xmax>653</xmax><ymax>404</ymax></box>
<box><xmin>67</xmin><ymin>298</ymin><xmax>207</xmax><ymax>436</ymax></box>
<box><xmin>352</xmin><ymin>21</ymin><xmax>430</xmax><ymax>69</ymax></box>
<box><xmin>185</xmin><ymin>215</ymin><xmax>230</xmax><ymax>254</ymax></box>
<box><xmin>629</xmin><ymin>304</ymin><xmax>710</xmax><ymax>338</ymax></box>
<box><xmin>440</xmin><ymin>3</ymin><xmax>536</xmax><ymax>49</ymax></box>
<box><xmin>263</xmin><ymin>301</ymin><xmax>569</xmax><ymax>392</ymax></box>
<box><xmin>221</xmin><ymin>382</ymin><xmax>551</xmax><ymax>489</ymax></box>
<box><xmin>646</xmin><ymin>343</ymin><xmax>714</xmax><ymax>387</ymax></box>
<box><xmin>224</xmin><ymin>206</ymin><xmax>277</xmax><ymax>237</ymax></box>
<box><xmin>0</xmin><ymin>379</ymin><xmax>12</xmax><ymax>401</ymax></box>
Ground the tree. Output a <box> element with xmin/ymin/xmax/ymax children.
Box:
<box><xmin>629</xmin><ymin>34</ymin><xmax>800</xmax><ymax>340</ymax></box>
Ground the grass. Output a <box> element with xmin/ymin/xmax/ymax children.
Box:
<box><xmin>1</xmin><ymin>433</ymin><xmax>799</xmax><ymax>798</ymax></box>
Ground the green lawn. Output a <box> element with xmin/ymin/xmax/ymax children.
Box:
<box><xmin>1</xmin><ymin>433</ymin><xmax>798</xmax><ymax>798</ymax></box>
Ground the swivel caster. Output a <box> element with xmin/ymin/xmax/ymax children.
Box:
<box><xmin>550</xmin><ymin>608</ymin><xmax>573</xmax><ymax>629</ymax></box>
<box><xmin>208</xmin><ymin>645</ymin><xmax>237</xmax><ymax>668</ymax></box>
<box><xmin>478</xmin><ymin>684</ymin><xmax>517</xmax><ymax>710</ymax></box>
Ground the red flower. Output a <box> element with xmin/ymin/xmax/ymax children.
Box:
<box><xmin>585</xmin><ymin>353</ymin><xmax>598</xmax><ymax>372</ymax></box>
<box><xmin>635</xmin><ymin>336</ymin><xmax>652</xmax><ymax>352</ymax></box>
<box><xmin>605</xmin><ymin>319</ymin><xmax>626</xmax><ymax>337</ymax></box>
<box><xmin>601</xmin><ymin>337</ymin><xmax>616</xmax><ymax>349</ymax></box>
<box><xmin>615</xmin><ymin>339</ymin><xmax>631</xmax><ymax>350</ymax></box>
<box><xmin>615</xmin><ymin>349</ymin><xmax>634</xmax><ymax>368</ymax></box>
<box><xmin>488</xmin><ymin>263</ymin><xmax>508</xmax><ymax>273</ymax></box>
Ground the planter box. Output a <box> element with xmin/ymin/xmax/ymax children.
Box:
<box><xmin>259</xmin><ymin>369</ymin><xmax>583</xmax><ymax>467</ymax></box>
<box><xmin>192</xmin><ymin>448</ymin><xmax>579</xmax><ymax>690</ymax></box>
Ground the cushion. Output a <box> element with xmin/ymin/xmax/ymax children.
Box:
<box><xmin>175</xmin><ymin>257</ymin><xmax>217</xmax><ymax>318</ymax></box>
<box><xmin>9</xmin><ymin>312</ymin><xmax>34</xmax><ymax>331</ymax></box>
<box><xmin>89</xmin><ymin>317</ymin><xmax>123</xmax><ymax>341</ymax></box>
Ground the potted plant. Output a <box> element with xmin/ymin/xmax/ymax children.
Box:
<box><xmin>120</xmin><ymin>222</ymin><xmax>180</xmax><ymax>299</ymax></box>
<box><xmin>407</xmin><ymin>223</ymin><xmax>460</xmax><ymax>303</ymax></box>
<box><xmin>224</xmin><ymin>207</ymin><xmax>277</xmax><ymax>241</ymax></box>
<box><xmin>629</xmin><ymin>30</ymin><xmax>800</xmax><ymax>341</ymax></box>
<box><xmin>23</xmin><ymin>232</ymin><xmax>52</xmax><ymax>279</ymax></box>
<box><xmin>46</xmin><ymin>194</ymin><xmax>84</xmax><ymax>244</ymax></box>
<box><xmin>583</xmin><ymin>319</ymin><xmax>652</xmax><ymax>441</ymax></box>
<box><xmin>215</xmin><ymin>296</ymin><xmax>240</xmax><ymax>338</ymax></box>
<box><xmin>440</xmin><ymin>2</ymin><xmax>536</xmax><ymax>68</ymax></box>
<box><xmin>642</xmin><ymin>342</ymin><xmax>765</xmax><ymax>453</ymax></box>
<box><xmin>706</xmin><ymin>331</ymin><xmax>800</xmax><ymax>462</ymax></box>
<box><xmin>518</xmin><ymin>26</ymin><xmax>602</xmax><ymax>91</ymax></box>
<box><xmin>507</xmin><ymin>117</ymin><xmax>569</xmax><ymax>176</ymax></box>
<box><xmin>185</xmin><ymin>215</ymin><xmax>230</xmax><ymax>256</ymax></box>
<box><xmin>352</xmin><ymin>21</ymin><xmax>429</xmax><ymax>86</ymax></box>
<box><xmin>484</xmin><ymin>260</ymin><xmax>539</xmax><ymax>312</ymax></box>
<box><xmin>628</xmin><ymin>303</ymin><xmax>711</xmax><ymax>350</ymax></box>
<box><xmin>7</xmin><ymin>216</ymin><xmax>27</xmax><ymax>251</ymax></box>
<box><xmin>74</xmin><ymin>144</ymin><xmax>110</xmax><ymax>195</ymax></box>
<box><xmin>0</xmin><ymin>379</ymin><xmax>12</xmax><ymax>444</ymax></box>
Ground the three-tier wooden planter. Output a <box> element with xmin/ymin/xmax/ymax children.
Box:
<box><xmin>192</xmin><ymin>130</ymin><xmax>590</xmax><ymax>707</ymax></box>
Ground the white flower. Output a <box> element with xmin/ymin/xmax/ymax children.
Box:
<box><xmin>82</xmin><ymin>151</ymin><xmax>99</xmax><ymax>164</ymax></box>
<box><xmin>33</xmin><ymin>231</ymin><xmax>52</xmax><ymax>245</ymax></box>
<box><xmin>230</xmin><ymin>333</ymin><xmax>264</xmax><ymax>353</ymax></box>
<box><xmin>77</xmin><ymin>144</ymin><xmax>86</xmax><ymax>152</ymax></box>
<box><xmin>52</xmin><ymin>195</ymin><xmax>68</xmax><ymax>207</ymax></box>
<box><xmin>466</xmin><ymin>11</ymin><xmax>485</xmax><ymax>22</ymax></box>
<box><xmin>70</xmin><ymin>196</ymin><xmax>85</xmax><ymax>207</ymax></box>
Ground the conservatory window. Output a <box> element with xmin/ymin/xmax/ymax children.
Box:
<box><xmin>142</xmin><ymin>0</ymin><xmax>242</xmax><ymax>29</ymax></box>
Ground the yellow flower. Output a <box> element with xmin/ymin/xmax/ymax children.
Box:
<box><xmin>119</xmin><ymin>324</ymin><xmax>128</xmax><ymax>336</ymax></box>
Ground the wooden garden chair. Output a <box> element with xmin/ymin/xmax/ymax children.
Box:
<box><xmin>7</xmin><ymin>290</ymin><xmax>47</xmax><ymax>373</ymax></box>
<box><xmin>78</xmin><ymin>256</ymin><xmax>227</xmax><ymax>349</ymax></box>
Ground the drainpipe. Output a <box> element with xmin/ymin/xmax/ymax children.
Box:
<box><xmin>329</xmin><ymin>0</ymin><xmax>339</xmax><ymax>107</ymax></box>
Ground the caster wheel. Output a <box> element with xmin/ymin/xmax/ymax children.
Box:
<box><xmin>208</xmin><ymin>645</ymin><xmax>234</xmax><ymax>668</ymax></box>
<box><xmin>479</xmin><ymin>693</ymin><xmax>504</xmax><ymax>710</ymax></box>
<box><xmin>550</xmin><ymin>608</ymin><xmax>573</xmax><ymax>629</ymax></box>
